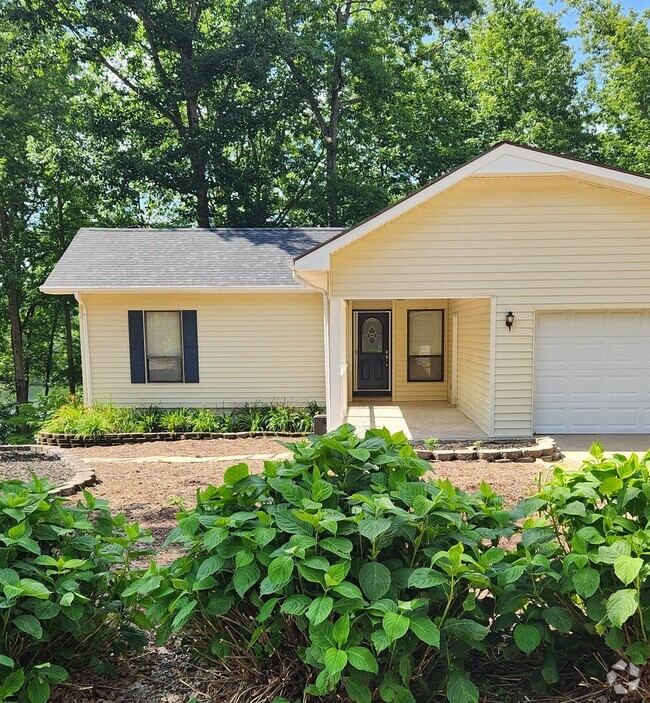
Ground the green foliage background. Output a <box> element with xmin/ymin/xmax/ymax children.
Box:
<box><xmin>0</xmin><ymin>0</ymin><xmax>648</xmax><ymax>414</ymax></box>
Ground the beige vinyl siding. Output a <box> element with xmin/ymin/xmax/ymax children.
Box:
<box><xmin>84</xmin><ymin>292</ymin><xmax>325</xmax><ymax>407</ymax></box>
<box><xmin>448</xmin><ymin>299</ymin><xmax>491</xmax><ymax>434</ymax></box>
<box><xmin>330</xmin><ymin>175</ymin><xmax>650</xmax><ymax>435</ymax></box>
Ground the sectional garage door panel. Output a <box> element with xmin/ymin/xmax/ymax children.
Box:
<box><xmin>534</xmin><ymin>311</ymin><xmax>650</xmax><ymax>434</ymax></box>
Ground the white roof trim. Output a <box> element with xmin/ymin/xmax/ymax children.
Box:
<box><xmin>294</xmin><ymin>142</ymin><xmax>650</xmax><ymax>271</ymax></box>
<box><xmin>40</xmin><ymin>285</ymin><xmax>311</xmax><ymax>295</ymax></box>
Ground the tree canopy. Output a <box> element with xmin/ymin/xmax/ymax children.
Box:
<box><xmin>1</xmin><ymin>0</ymin><xmax>649</xmax><ymax>414</ymax></box>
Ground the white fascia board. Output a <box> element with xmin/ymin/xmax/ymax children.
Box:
<box><xmin>294</xmin><ymin>143</ymin><xmax>650</xmax><ymax>271</ymax></box>
<box><xmin>39</xmin><ymin>285</ymin><xmax>311</xmax><ymax>295</ymax></box>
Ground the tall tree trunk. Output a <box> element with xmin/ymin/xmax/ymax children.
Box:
<box><xmin>7</xmin><ymin>287</ymin><xmax>28</xmax><ymax>404</ymax></box>
<box><xmin>190</xmin><ymin>151</ymin><xmax>210</xmax><ymax>227</ymax></box>
<box><xmin>325</xmin><ymin>137</ymin><xmax>338</xmax><ymax>226</ymax></box>
<box><xmin>63</xmin><ymin>299</ymin><xmax>76</xmax><ymax>395</ymax></box>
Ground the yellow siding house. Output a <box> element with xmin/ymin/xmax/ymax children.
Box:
<box><xmin>42</xmin><ymin>143</ymin><xmax>650</xmax><ymax>439</ymax></box>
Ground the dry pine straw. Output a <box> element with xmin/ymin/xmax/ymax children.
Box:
<box><xmin>53</xmin><ymin>439</ymin><xmax>613</xmax><ymax>703</ymax></box>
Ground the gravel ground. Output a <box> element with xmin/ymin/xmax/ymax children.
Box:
<box><xmin>0</xmin><ymin>450</ymin><xmax>76</xmax><ymax>485</ymax></box>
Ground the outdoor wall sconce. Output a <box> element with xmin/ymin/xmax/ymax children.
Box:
<box><xmin>505</xmin><ymin>310</ymin><xmax>515</xmax><ymax>331</ymax></box>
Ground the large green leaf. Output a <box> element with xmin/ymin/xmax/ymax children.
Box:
<box><xmin>203</xmin><ymin>527</ymin><xmax>228</xmax><ymax>551</ymax></box>
<box><xmin>347</xmin><ymin>646</ymin><xmax>379</xmax><ymax>674</ymax></box>
<box><xmin>359</xmin><ymin>562</ymin><xmax>391</xmax><ymax>601</ymax></box>
<box><xmin>513</xmin><ymin>624</ymin><xmax>541</xmax><ymax>654</ymax></box>
<box><xmin>0</xmin><ymin>668</ymin><xmax>24</xmax><ymax>698</ymax></box>
<box><xmin>14</xmin><ymin>614</ymin><xmax>43</xmax><ymax>639</ymax></box>
<box><xmin>358</xmin><ymin>517</ymin><xmax>391</xmax><ymax>542</ymax></box>
<box><xmin>408</xmin><ymin>568</ymin><xmax>447</xmax><ymax>589</ymax></box>
<box><xmin>268</xmin><ymin>554</ymin><xmax>294</xmax><ymax>584</ymax></box>
<box><xmin>324</xmin><ymin>647</ymin><xmax>347</xmax><ymax>674</ymax></box>
<box><xmin>614</xmin><ymin>555</ymin><xmax>644</xmax><ymax>585</ymax></box>
<box><xmin>18</xmin><ymin>579</ymin><xmax>51</xmax><ymax>599</ymax></box>
<box><xmin>232</xmin><ymin>562</ymin><xmax>261</xmax><ymax>597</ymax></box>
<box><xmin>409</xmin><ymin>616</ymin><xmax>440</xmax><ymax>647</ymax></box>
<box><xmin>27</xmin><ymin>678</ymin><xmax>49</xmax><ymax>703</ymax></box>
<box><xmin>606</xmin><ymin>589</ymin><xmax>638</xmax><ymax>628</ymax></box>
<box><xmin>345</xmin><ymin>678</ymin><xmax>372</xmax><ymax>703</ymax></box>
<box><xmin>224</xmin><ymin>463</ymin><xmax>249</xmax><ymax>485</ymax></box>
<box><xmin>382</xmin><ymin>612</ymin><xmax>410</xmax><ymax>642</ymax></box>
<box><xmin>572</xmin><ymin>568</ymin><xmax>600</xmax><ymax>598</ymax></box>
<box><xmin>306</xmin><ymin>596</ymin><xmax>333</xmax><ymax>625</ymax></box>
<box><xmin>446</xmin><ymin>670</ymin><xmax>479</xmax><ymax>703</ymax></box>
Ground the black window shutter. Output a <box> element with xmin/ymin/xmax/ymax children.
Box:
<box><xmin>182</xmin><ymin>310</ymin><xmax>199</xmax><ymax>383</ymax></box>
<box><xmin>128</xmin><ymin>311</ymin><xmax>146</xmax><ymax>383</ymax></box>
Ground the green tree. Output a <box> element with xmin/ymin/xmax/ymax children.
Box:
<box><xmin>573</xmin><ymin>0</ymin><xmax>650</xmax><ymax>171</ymax></box>
<box><xmin>0</xmin><ymin>20</ymin><xmax>75</xmax><ymax>403</ymax></box>
<box><xmin>265</xmin><ymin>0</ymin><xmax>480</xmax><ymax>225</ymax></box>
<box><xmin>455</xmin><ymin>0</ymin><xmax>588</xmax><ymax>154</ymax></box>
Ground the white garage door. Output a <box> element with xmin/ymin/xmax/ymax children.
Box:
<box><xmin>535</xmin><ymin>310</ymin><xmax>650</xmax><ymax>434</ymax></box>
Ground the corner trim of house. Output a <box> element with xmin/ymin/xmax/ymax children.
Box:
<box><xmin>74</xmin><ymin>291</ymin><xmax>92</xmax><ymax>407</ymax></box>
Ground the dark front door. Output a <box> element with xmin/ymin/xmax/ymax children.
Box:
<box><xmin>356</xmin><ymin>311</ymin><xmax>390</xmax><ymax>395</ymax></box>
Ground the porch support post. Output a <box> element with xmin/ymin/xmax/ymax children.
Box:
<box><xmin>327</xmin><ymin>298</ymin><xmax>347</xmax><ymax>430</ymax></box>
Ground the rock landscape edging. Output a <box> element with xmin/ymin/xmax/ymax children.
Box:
<box><xmin>1</xmin><ymin>444</ymin><xmax>96</xmax><ymax>495</ymax></box>
<box><xmin>37</xmin><ymin>430</ymin><xmax>309</xmax><ymax>448</ymax></box>
<box><xmin>415</xmin><ymin>436</ymin><xmax>559</xmax><ymax>462</ymax></box>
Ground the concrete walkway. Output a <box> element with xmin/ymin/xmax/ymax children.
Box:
<box><xmin>80</xmin><ymin>452</ymin><xmax>291</xmax><ymax>464</ymax></box>
<box><xmin>553</xmin><ymin>434</ymin><xmax>650</xmax><ymax>467</ymax></box>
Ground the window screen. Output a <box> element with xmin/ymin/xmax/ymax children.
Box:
<box><xmin>407</xmin><ymin>310</ymin><xmax>444</xmax><ymax>382</ymax></box>
<box><xmin>145</xmin><ymin>311</ymin><xmax>183</xmax><ymax>382</ymax></box>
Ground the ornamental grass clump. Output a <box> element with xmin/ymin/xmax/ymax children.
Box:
<box><xmin>0</xmin><ymin>478</ymin><xmax>152</xmax><ymax>702</ymax></box>
<box><xmin>131</xmin><ymin>425</ymin><xmax>516</xmax><ymax>703</ymax></box>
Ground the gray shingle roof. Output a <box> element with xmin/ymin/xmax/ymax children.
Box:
<box><xmin>41</xmin><ymin>227</ymin><xmax>343</xmax><ymax>292</ymax></box>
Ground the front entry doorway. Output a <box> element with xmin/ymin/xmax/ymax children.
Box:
<box><xmin>354</xmin><ymin>311</ymin><xmax>391</xmax><ymax>396</ymax></box>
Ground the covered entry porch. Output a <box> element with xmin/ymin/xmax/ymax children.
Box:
<box><xmin>326</xmin><ymin>297</ymin><xmax>495</xmax><ymax>437</ymax></box>
<box><xmin>346</xmin><ymin>400</ymin><xmax>488</xmax><ymax>440</ymax></box>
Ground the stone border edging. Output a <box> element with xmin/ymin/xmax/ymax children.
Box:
<box><xmin>414</xmin><ymin>436</ymin><xmax>559</xmax><ymax>463</ymax></box>
<box><xmin>37</xmin><ymin>430</ymin><xmax>310</xmax><ymax>448</ymax></box>
<box><xmin>0</xmin><ymin>444</ymin><xmax>97</xmax><ymax>495</ymax></box>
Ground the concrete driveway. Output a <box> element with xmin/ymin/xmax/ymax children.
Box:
<box><xmin>551</xmin><ymin>434</ymin><xmax>650</xmax><ymax>467</ymax></box>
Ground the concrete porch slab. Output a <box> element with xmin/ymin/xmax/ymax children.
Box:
<box><xmin>345</xmin><ymin>401</ymin><xmax>488</xmax><ymax>441</ymax></box>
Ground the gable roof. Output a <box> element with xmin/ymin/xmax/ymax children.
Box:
<box><xmin>293</xmin><ymin>141</ymin><xmax>650</xmax><ymax>270</ymax></box>
<box><xmin>41</xmin><ymin>227</ymin><xmax>343</xmax><ymax>294</ymax></box>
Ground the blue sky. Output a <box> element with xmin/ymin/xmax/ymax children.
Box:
<box><xmin>533</xmin><ymin>0</ymin><xmax>648</xmax><ymax>63</ymax></box>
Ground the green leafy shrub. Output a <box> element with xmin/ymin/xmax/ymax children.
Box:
<box><xmin>514</xmin><ymin>444</ymin><xmax>650</xmax><ymax>668</ymax></box>
<box><xmin>131</xmin><ymin>425</ymin><xmax>515</xmax><ymax>703</ymax></box>
<box><xmin>1</xmin><ymin>389</ymin><xmax>76</xmax><ymax>444</ymax></box>
<box><xmin>39</xmin><ymin>400</ymin><xmax>322</xmax><ymax>437</ymax></box>
<box><xmin>190</xmin><ymin>408</ymin><xmax>219</xmax><ymax>433</ymax></box>
<box><xmin>159</xmin><ymin>408</ymin><xmax>193</xmax><ymax>433</ymax></box>
<box><xmin>0</xmin><ymin>477</ymin><xmax>152</xmax><ymax>702</ymax></box>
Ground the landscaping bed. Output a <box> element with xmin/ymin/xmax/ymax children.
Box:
<box><xmin>413</xmin><ymin>436</ymin><xmax>559</xmax><ymax>462</ymax></box>
<box><xmin>0</xmin><ymin>445</ymin><xmax>95</xmax><ymax>494</ymax></box>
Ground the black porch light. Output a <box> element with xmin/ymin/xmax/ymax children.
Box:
<box><xmin>505</xmin><ymin>310</ymin><xmax>515</xmax><ymax>332</ymax></box>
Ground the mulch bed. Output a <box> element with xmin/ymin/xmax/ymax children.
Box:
<box><xmin>0</xmin><ymin>450</ymin><xmax>76</xmax><ymax>485</ymax></box>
